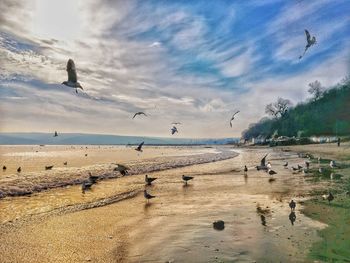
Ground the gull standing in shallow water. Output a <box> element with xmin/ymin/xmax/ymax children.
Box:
<box><xmin>62</xmin><ymin>59</ymin><xmax>84</xmax><ymax>93</ymax></box>
<box><xmin>182</xmin><ymin>175</ymin><xmax>193</xmax><ymax>185</ymax></box>
<box><xmin>145</xmin><ymin>174</ymin><xmax>157</xmax><ymax>185</ymax></box>
<box><xmin>144</xmin><ymin>190</ymin><xmax>156</xmax><ymax>203</ymax></box>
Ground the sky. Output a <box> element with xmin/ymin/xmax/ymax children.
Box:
<box><xmin>0</xmin><ymin>0</ymin><xmax>349</xmax><ymax>138</ymax></box>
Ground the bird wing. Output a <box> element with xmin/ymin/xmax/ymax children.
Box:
<box><xmin>132</xmin><ymin>113</ymin><xmax>138</xmax><ymax>119</ymax></box>
<box><xmin>66</xmin><ymin>59</ymin><xmax>77</xmax><ymax>82</ymax></box>
<box><xmin>138</xmin><ymin>141</ymin><xmax>144</xmax><ymax>148</ymax></box>
<box><xmin>233</xmin><ymin>110</ymin><xmax>240</xmax><ymax>117</ymax></box>
<box><xmin>260</xmin><ymin>154</ymin><xmax>268</xmax><ymax>166</ymax></box>
<box><xmin>304</xmin><ymin>29</ymin><xmax>311</xmax><ymax>42</ymax></box>
<box><xmin>141</xmin><ymin>112</ymin><xmax>147</xmax><ymax>116</ymax></box>
<box><xmin>230</xmin><ymin>120</ymin><xmax>232</xmax><ymax>127</ymax></box>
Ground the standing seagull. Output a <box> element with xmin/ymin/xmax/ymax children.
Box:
<box><xmin>132</xmin><ymin>112</ymin><xmax>147</xmax><ymax>119</ymax></box>
<box><xmin>62</xmin><ymin>59</ymin><xmax>84</xmax><ymax>93</ymax></box>
<box><xmin>299</xmin><ymin>29</ymin><xmax>316</xmax><ymax>59</ymax></box>
<box><xmin>283</xmin><ymin>162</ymin><xmax>288</xmax><ymax>168</ymax></box>
<box><xmin>327</xmin><ymin>192</ymin><xmax>334</xmax><ymax>204</ymax></box>
<box><xmin>182</xmin><ymin>174</ymin><xmax>193</xmax><ymax>185</ymax></box>
<box><xmin>171</xmin><ymin>126</ymin><xmax>178</xmax><ymax>135</ymax></box>
<box><xmin>135</xmin><ymin>142</ymin><xmax>144</xmax><ymax>152</ymax></box>
<box><xmin>3</xmin><ymin>165</ymin><xmax>6</xmax><ymax>171</ymax></box>
<box><xmin>17</xmin><ymin>167</ymin><xmax>21</xmax><ymax>173</ymax></box>
<box><xmin>145</xmin><ymin>174</ymin><xmax>157</xmax><ymax>185</ymax></box>
<box><xmin>289</xmin><ymin>200</ymin><xmax>296</xmax><ymax>211</ymax></box>
<box><xmin>53</xmin><ymin>131</ymin><xmax>58</xmax><ymax>137</ymax></box>
<box><xmin>268</xmin><ymin>169</ymin><xmax>277</xmax><ymax>176</ymax></box>
<box><xmin>244</xmin><ymin>165</ymin><xmax>248</xmax><ymax>174</ymax></box>
<box><xmin>144</xmin><ymin>190</ymin><xmax>156</xmax><ymax>203</ymax></box>
<box><xmin>229</xmin><ymin>111</ymin><xmax>240</xmax><ymax>127</ymax></box>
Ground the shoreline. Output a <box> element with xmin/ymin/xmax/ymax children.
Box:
<box><xmin>0</xmin><ymin>144</ymin><xmax>348</xmax><ymax>262</ymax></box>
<box><xmin>0</xmin><ymin>146</ymin><xmax>237</xmax><ymax>198</ymax></box>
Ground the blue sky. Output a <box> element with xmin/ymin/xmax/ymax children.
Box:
<box><xmin>0</xmin><ymin>0</ymin><xmax>349</xmax><ymax>137</ymax></box>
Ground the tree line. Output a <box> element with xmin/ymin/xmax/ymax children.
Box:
<box><xmin>241</xmin><ymin>77</ymin><xmax>350</xmax><ymax>140</ymax></box>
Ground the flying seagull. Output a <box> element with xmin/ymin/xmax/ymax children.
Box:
<box><xmin>171</xmin><ymin>126</ymin><xmax>178</xmax><ymax>135</ymax></box>
<box><xmin>229</xmin><ymin>111</ymin><xmax>240</xmax><ymax>127</ymax></box>
<box><xmin>135</xmin><ymin>142</ymin><xmax>144</xmax><ymax>152</ymax></box>
<box><xmin>299</xmin><ymin>29</ymin><xmax>316</xmax><ymax>59</ymax></box>
<box><xmin>145</xmin><ymin>174</ymin><xmax>157</xmax><ymax>185</ymax></box>
<box><xmin>144</xmin><ymin>190</ymin><xmax>156</xmax><ymax>203</ymax></box>
<box><xmin>182</xmin><ymin>174</ymin><xmax>193</xmax><ymax>185</ymax></box>
<box><xmin>132</xmin><ymin>112</ymin><xmax>147</xmax><ymax>119</ymax></box>
<box><xmin>53</xmin><ymin>131</ymin><xmax>58</xmax><ymax>137</ymax></box>
<box><xmin>62</xmin><ymin>59</ymin><xmax>84</xmax><ymax>93</ymax></box>
<box><xmin>256</xmin><ymin>154</ymin><xmax>268</xmax><ymax>171</ymax></box>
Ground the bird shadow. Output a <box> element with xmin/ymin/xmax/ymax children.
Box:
<box><xmin>182</xmin><ymin>184</ymin><xmax>193</xmax><ymax>189</ymax></box>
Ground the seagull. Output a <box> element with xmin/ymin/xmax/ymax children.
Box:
<box><xmin>289</xmin><ymin>200</ymin><xmax>296</xmax><ymax>211</ymax></box>
<box><xmin>144</xmin><ymin>190</ymin><xmax>156</xmax><ymax>203</ymax></box>
<box><xmin>256</xmin><ymin>154</ymin><xmax>268</xmax><ymax>171</ymax></box>
<box><xmin>299</xmin><ymin>29</ymin><xmax>316</xmax><ymax>59</ymax></box>
<box><xmin>319</xmin><ymin>167</ymin><xmax>324</xmax><ymax>174</ymax></box>
<box><xmin>2</xmin><ymin>166</ymin><xmax>6</xmax><ymax>171</ymax></box>
<box><xmin>305</xmin><ymin>161</ymin><xmax>310</xmax><ymax>169</ymax></box>
<box><xmin>113</xmin><ymin>164</ymin><xmax>130</xmax><ymax>176</ymax></box>
<box><xmin>182</xmin><ymin>174</ymin><xmax>193</xmax><ymax>185</ymax></box>
<box><xmin>229</xmin><ymin>111</ymin><xmax>240</xmax><ymax>127</ymax></box>
<box><xmin>62</xmin><ymin>59</ymin><xmax>84</xmax><ymax>93</ymax></box>
<box><xmin>45</xmin><ymin>165</ymin><xmax>54</xmax><ymax>170</ymax></box>
<box><xmin>283</xmin><ymin>162</ymin><xmax>288</xmax><ymax>168</ymax></box>
<box><xmin>53</xmin><ymin>131</ymin><xmax>58</xmax><ymax>137</ymax></box>
<box><xmin>171</xmin><ymin>126</ymin><xmax>178</xmax><ymax>135</ymax></box>
<box><xmin>17</xmin><ymin>167</ymin><xmax>21</xmax><ymax>173</ymax></box>
<box><xmin>327</xmin><ymin>192</ymin><xmax>334</xmax><ymax>204</ymax></box>
<box><xmin>81</xmin><ymin>181</ymin><xmax>93</xmax><ymax>194</ymax></box>
<box><xmin>135</xmin><ymin>142</ymin><xmax>144</xmax><ymax>152</ymax></box>
<box><xmin>145</xmin><ymin>174</ymin><xmax>157</xmax><ymax>185</ymax></box>
<box><xmin>297</xmin><ymin>164</ymin><xmax>303</xmax><ymax>170</ymax></box>
<box><xmin>172</xmin><ymin>122</ymin><xmax>181</xmax><ymax>125</ymax></box>
<box><xmin>88</xmin><ymin>172</ymin><xmax>99</xmax><ymax>184</ymax></box>
<box><xmin>244</xmin><ymin>165</ymin><xmax>248</xmax><ymax>173</ymax></box>
<box><xmin>330</xmin><ymin>160</ymin><xmax>337</xmax><ymax>168</ymax></box>
<box><xmin>292</xmin><ymin>166</ymin><xmax>299</xmax><ymax>171</ymax></box>
<box><xmin>268</xmin><ymin>169</ymin><xmax>277</xmax><ymax>176</ymax></box>
<box><xmin>132</xmin><ymin>112</ymin><xmax>147</xmax><ymax>119</ymax></box>
<box><xmin>63</xmin><ymin>161</ymin><xmax>68</xmax><ymax>166</ymax></box>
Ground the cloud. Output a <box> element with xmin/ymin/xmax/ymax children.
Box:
<box><xmin>0</xmin><ymin>0</ymin><xmax>349</xmax><ymax>138</ymax></box>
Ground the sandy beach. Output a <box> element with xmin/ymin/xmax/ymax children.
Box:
<box><xmin>0</xmin><ymin>144</ymin><xmax>349</xmax><ymax>262</ymax></box>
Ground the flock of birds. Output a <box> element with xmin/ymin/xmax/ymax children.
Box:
<box><xmin>57</xmin><ymin>28</ymin><xmax>317</xmax><ymax>137</ymax></box>
<box><xmin>249</xmin><ymin>152</ymin><xmax>342</xmax><ymax>206</ymax></box>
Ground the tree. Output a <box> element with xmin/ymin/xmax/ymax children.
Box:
<box><xmin>308</xmin><ymin>80</ymin><xmax>324</xmax><ymax>101</ymax></box>
<box><xmin>265</xmin><ymin>97</ymin><xmax>292</xmax><ymax>118</ymax></box>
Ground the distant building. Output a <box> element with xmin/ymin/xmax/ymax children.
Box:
<box><xmin>310</xmin><ymin>136</ymin><xmax>338</xmax><ymax>143</ymax></box>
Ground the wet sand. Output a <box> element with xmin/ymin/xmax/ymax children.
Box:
<box><xmin>0</xmin><ymin>146</ymin><xmax>332</xmax><ymax>262</ymax></box>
